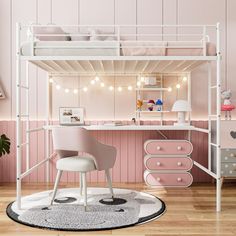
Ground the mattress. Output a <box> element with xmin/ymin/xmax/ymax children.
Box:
<box><xmin>121</xmin><ymin>41</ymin><xmax>216</xmax><ymax>56</ymax></box>
<box><xmin>21</xmin><ymin>40</ymin><xmax>216</xmax><ymax>57</ymax></box>
<box><xmin>21</xmin><ymin>41</ymin><xmax>119</xmax><ymax>56</ymax></box>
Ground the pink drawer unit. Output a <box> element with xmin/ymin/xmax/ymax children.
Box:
<box><xmin>144</xmin><ymin>140</ymin><xmax>193</xmax><ymax>155</ymax></box>
<box><xmin>144</xmin><ymin>171</ymin><xmax>193</xmax><ymax>187</ymax></box>
<box><xmin>144</xmin><ymin>156</ymin><xmax>193</xmax><ymax>171</ymax></box>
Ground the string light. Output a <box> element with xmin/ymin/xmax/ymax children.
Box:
<box><xmin>90</xmin><ymin>80</ymin><xmax>95</xmax><ymax>85</ymax></box>
<box><xmin>140</xmin><ymin>77</ymin><xmax>145</xmax><ymax>82</ymax></box>
<box><xmin>128</xmin><ymin>86</ymin><xmax>133</xmax><ymax>91</ymax></box>
<box><xmin>49</xmin><ymin>78</ymin><xmax>54</xmax><ymax>83</ymax></box>
<box><xmin>109</xmin><ymin>86</ymin><xmax>114</xmax><ymax>91</ymax></box>
<box><xmin>137</xmin><ymin>81</ymin><xmax>141</xmax><ymax>87</ymax></box>
<box><xmin>65</xmin><ymin>88</ymin><xmax>69</xmax><ymax>93</ymax></box>
<box><xmin>168</xmin><ymin>87</ymin><xmax>172</xmax><ymax>92</ymax></box>
<box><xmin>183</xmin><ymin>76</ymin><xmax>187</xmax><ymax>82</ymax></box>
<box><xmin>95</xmin><ymin>76</ymin><xmax>100</xmax><ymax>82</ymax></box>
<box><xmin>83</xmin><ymin>87</ymin><xmax>88</xmax><ymax>92</ymax></box>
<box><xmin>100</xmin><ymin>82</ymin><xmax>105</xmax><ymax>87</ymax></box>
<box><xmin>56</xmin><ymin>85</ymin><xmax>61</xmax><ymax>90</ymax></box>
<box><xmin>73</xmin><ymin>89</ymin><xmax>78</xmax><ymax>94</ymax></box>
<box><xmin>118</xmin><ymin>87</ymin><xmax>122</xmax><ymax>92</ymax></box>
<box><xmin>176</xmin><ymin>84</ymin><xmax>181</xmax><ymax>89</ymax></box>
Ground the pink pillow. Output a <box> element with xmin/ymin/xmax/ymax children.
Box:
<box><xmin>32</xmin><ymin>26</ymin><xmax>70</xmax><ymax>41</ymax></box>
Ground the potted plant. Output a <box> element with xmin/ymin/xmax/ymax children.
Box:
<box><xmin>0</xmin><ymin>134</ymin><xmax>10</xmax><ymax>157</ymax></box>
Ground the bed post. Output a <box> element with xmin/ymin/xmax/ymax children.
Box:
<box><xmin>16</xmin><ymin>22</ymin><xmax>22</xmax><ymax>209</ymax></box>
<box><xmin>45</xmin><ymin>73</ymin><xmax>51</xmax><ymax>182</ymax></box>
<box><xmin>216</xmin><ymin>22</ymin><xmax>221</xmax><ymax>212</ymax></box>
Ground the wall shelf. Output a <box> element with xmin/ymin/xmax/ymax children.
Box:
<box><xmin>135</xmin><ymin>87</ymin><xmax>169</xmax><ymax>91</ymax></box>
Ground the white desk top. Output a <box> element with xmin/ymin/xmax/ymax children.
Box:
<box><xmin>43</xmin><ymin>124</ymin><xmax>198</xmax><ymax>131</ymax></box>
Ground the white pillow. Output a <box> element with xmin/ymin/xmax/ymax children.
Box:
<box><xmin>89</xmin><ymin>29</ymin><xmax>117</xmax><ymax>41</ymax></box>
<box><xmin>32</xmin><ymin>25</ymin><xmax>70</xmax><ymax>41</ymax></box>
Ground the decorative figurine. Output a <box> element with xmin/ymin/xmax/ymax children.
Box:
<box><xmin>221</xmin><ymin>90</ymin><xmax>235</xmax><ymax>120</ymax></box>
<box><xmin>147</xmin><ymin>100</ymin><xmax>155</xmax><ymax>111</ymax></box>
<box><xmin>137</xmin><ymin>99</ymin><xmax>143</xmax><ymax>111</ymax></box>
<box><xmin>155</xmin><ymin>99</ymin><xmax>163</xmax><ymax>111</ymax></box>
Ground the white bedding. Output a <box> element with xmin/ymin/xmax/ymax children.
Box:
<box><xmin>21</xmin><ymin>40</ymin><xmax>216</xmax><ymax>57</ymax></box>
<box><xmin>21</xmin><ymin>41</ymin><xmax>119</xmax><ymax>56</ymax></box>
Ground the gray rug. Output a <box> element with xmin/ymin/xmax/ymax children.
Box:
<box><xmin>6</xmin><ymin>188</ymin><xmax>165</xmax><ymax>231</ymax></box>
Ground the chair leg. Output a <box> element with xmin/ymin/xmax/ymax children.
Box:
<box><xmin>82</xmin><ymin>172</ymin><xmax>87</xmax><ymax>211</ymax></box>
<box><xmin>79</xmin><ymin>172</ymin><xmax>83</xmax><ymax>196</ymax></box>
<box><xmin>50</xmin><ymin>169</ymin><xmax>62</xmax><ymax>205</ymax></box>
<box><xmin>105</xmin><ymin>169</ymin><xmax>114</xmax><ymax>198</ymax></box>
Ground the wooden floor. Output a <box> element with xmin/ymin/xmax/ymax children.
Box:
<box><xmin>0</xmin><ymin>182</ymin><xmax>236</xmax><ymax>236</ymax></box>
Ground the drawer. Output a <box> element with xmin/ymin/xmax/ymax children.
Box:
<box><xmin>221</xmin><ymin>149</ymin><xmax>236</xmax><ymax>162</ymax></box>
<box><xmin>144</xmin><ymin>171</ymin><xmax>193</xmax><ymax>187</ymax></box>
<box><xmin>221</xmin><ymin>163</ymin><xmax>236</xmax><ymax>177</ymax></box>
<box><xmin>144</xmin><ymin>140</ymin><xmax>193</xmax><ymax>155</ymax></box>
<box><xmin>144</xmin><ymin>156</ymin><xmax>193</xmax><ymax>171</ymax></box>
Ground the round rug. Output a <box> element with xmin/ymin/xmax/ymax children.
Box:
<box><xmin>6</xmin><ymin>187</ymin><xmax>166</xmax><ymax>231</ymax></box>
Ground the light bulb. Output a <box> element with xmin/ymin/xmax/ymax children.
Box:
<box><xmin>65</xmin><ymin>88</ymin><xmax>69</xmax><ymax>93</ymax></box>
<box><xmin>176</xmin><ymin>84</ymin><xmax>181</xmax><ymax>89</ymax></box>
<box><xmin>73</xmin><ymin>89</ymin><xmax>78</xmax><ymax>94</ymax></box>
<box><xmin>137</xmin><ymin>81</ymin><xmax>141</xmax><ymax>87</ymax></box>
<box><xmin>109</xmin><ymin>86</ymin><xmax>114</xmax><ymax>91</ymax></box>
<box><xmin>140</xmin><ymin>77</ymin><xmax>145</xmax><ymax>82</ymax></box>
<box><xmin>90</xmin><ymin>80</ymin><xmax>95</xmax><ymax>85</ymax></box>
<box><xmin>168</xmin><ymin>87</ymin><xmax>172</xmax><ymax>92</ymax></box>
<box><xmin>128</xmin><ymin>86</ymin><xmax>133</xmax><ymax>91</ymax></box>
<box><xmin>56</xmin><ymin>85</ymin><xmax>61</xmax><ymax>90</ymax></box>
<box><xmin>183</xmin><ymin>76</ymin><xmax>187</xmax><ymax>82</ymax></box>
<box><xmin>49</xmin><ymin>78</ymin><xmax>54</xmax><ymax>83</ymax></box>
<box><xmin>118</xmin><ymin>87</ymin><xmax>122</xmax><ymax>92</ymax></box>
<box><xmin>100</xmin><ymin>82</ymin><xmax>105</xmax><ymax>87</ymax></box>
<box><xmin>95</xmin><ymin>76</ymin><xmax>100</xmax><ymax>81</ymax></box>
<box><xmin>83</xmin><ymin>87</ymin><xmax>88</xmax><ymax>92</ymax></box>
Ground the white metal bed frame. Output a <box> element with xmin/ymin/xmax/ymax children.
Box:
<box><xmin>16</xmin><ymin>23</ymin><xmax>221</xmax><ymax>211</ymax></box>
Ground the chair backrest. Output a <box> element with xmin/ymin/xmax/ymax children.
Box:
<box><xmin>52</xmin><ymin>127</ymin><xmax>116</xmax><ymax>171</ymax></box>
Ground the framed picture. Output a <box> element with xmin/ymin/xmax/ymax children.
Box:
<box><xmin>59</xmin><ymin>107</ymin><xmax>85</xmax><ymax>125</ymax></box>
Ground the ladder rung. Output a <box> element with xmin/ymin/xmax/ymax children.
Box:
<box><xmin>21</xmin><ymin>142</ymin><xmax>29</xmax><ymax>146</ymax></box>
<box><xmin>209</xmin><ymin>114</ymin><xmax>218</xmax><ymax>118</ymax></box>
<box><xmin>20</xmin><ymin>85</ymin><xmax>29</xmax><ymax>90</ymax></box>
<box><xmin>210</xmin><ymin>143</ymin><xmax>219</xmax><ymax>147</ymax></box>
<box><xmin>19</xmin><ymin>114</ymin><xmax>29</xmax><ymax>117</ymax></box>
<box><xmin>211</xmin><ymin>85</ymin><xmax>217</xmax><ymax>89</ymax></box>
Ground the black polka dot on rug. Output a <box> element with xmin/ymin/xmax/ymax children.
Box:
<box><xmin>99</xmin><ymin>197</ymin><xmax>127</xmax><ymax>205</ymax></box>
<box><xmin>54</xmin><ymin>197</ymin><xmax>77</xmax><ymax>204</ymax></box>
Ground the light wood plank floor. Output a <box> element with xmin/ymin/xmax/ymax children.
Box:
<box><xmin>0</xmin><ymin>182</ymin><xmax>236</xmax><ymax>236</ymax></box>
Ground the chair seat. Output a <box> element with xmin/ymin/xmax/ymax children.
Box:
<box><xmin>56</xmin><ymin>156</ymin><xmax>96</xmax><ymax>172</ymax></box>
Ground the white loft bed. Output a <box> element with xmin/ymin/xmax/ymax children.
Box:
<box><xmin>16</xmin><ymin>23</ymin><xmax>221</xmax><ymax>211</ymax></box>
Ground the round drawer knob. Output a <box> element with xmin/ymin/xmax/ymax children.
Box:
<box><xmin>177</xmin><ymin>177</ymin><xmax>182</xmax><ymax>182</ymax></box>
<box><xmin>156</xmin><ymin>162</ymin><xmax>161</xmax><ymax>166</ymax></box>
<box><xmin>177</xmin><ymin>146</ymin><xmax>182</xmax><ymax>151</ymax></box>
<box><xmin>225</xmin><ymin>164</ymin><xmax>229</xmax><ymax>168</ymax></box>
<box><xmin>156</xmin><ymin>146</ymin><xmax>161</xmax><ymax>150</ymax></box>
<box><xmin>230</xmin><ymin>170</ymin><xmax>233</xmax><ymax>174</ymax></box>
<box><xmin>157</xmin><ymin>177</ymin><xmax>161</xmax><ymax>182</ymax></box>
<box><xmin>230</xmin><ymin>153</ymin><xmax>236</xmax><ymax>158</ymax></box>
<box><xmin>225</xmin><ymin>156</ymin><xmax>228</xmax><ymax>160</ymax></box>
<box><xmin>177</xmin><ymin>162</ymin><xmax>182</xmax><ymax>166</ymax></box>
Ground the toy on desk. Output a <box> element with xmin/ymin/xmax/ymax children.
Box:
<box><xmin>137</xmin><ymin>99</ymin><xmax>143</xmax><ymax>111</ymax></box>
<box><xmin>155</xmin><ymin>99</ymin><xmax>163</xmax><ymax>111</ymax></box>
<box><xmin>147</xmin><ymin>100</ymin><xmax>155</xmax><ymax>111</ymax></box>
<box><xmin>221</xmin><ymin>90</ymin><xmax>235</xmax><ymax>120</ymax></box>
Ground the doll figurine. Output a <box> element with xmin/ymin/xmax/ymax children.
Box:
<box><xmin>155</xmin><ymin>99</ymin><xmax>163</xmax><ymax>111</ymax></box>
<box><xmin>147</xmin><ymin>100</ymin><xmax>155</xmax><ymax>111</ymax></box>
<box><xmin>137</xmin><ymin>99</ymin><xmax>143</xmax><ymax>111</ymax></box>
<box><xmin>221</xmin><ymin>90</ymin><xmax>235</xmax><ymax>120</ymax></box>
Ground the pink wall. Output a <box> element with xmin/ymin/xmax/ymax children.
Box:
<box><xmin>0</xmin><ymin>120</ymin><xmax>211</xmax><ymax>183</ymax></box>
<box><xmin>0</xmin><ymin>1</ymin><xmax>235</xmax><ymax>183</ymax></box>
<box><xmin>0</xmin><ymin>0</ymin><xmax>236</xmax><ymax>120</ymax></box>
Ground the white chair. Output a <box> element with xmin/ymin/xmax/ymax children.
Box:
<box><xmin>50</xmin><ymin>127</ymin><xmax>117</xmax><ymax>210</ymax></box>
